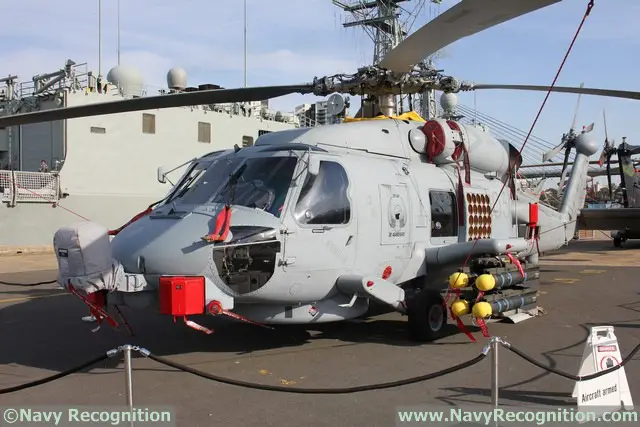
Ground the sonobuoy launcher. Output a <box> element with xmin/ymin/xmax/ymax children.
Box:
<box><xmin>446</xmin><ymin>254</ymin><xmax>541</xmax><ymax>324</ymax></box>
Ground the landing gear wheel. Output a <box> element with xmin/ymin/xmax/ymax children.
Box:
<box><xmin>614</xmin><ymin>237</ymin><xmax>622</xmax><ymax>248</ymax></box>
<box><xmin>407</xmin><ymin>290</ymin><xmax>447</xmax><ymax>342</ymax></box>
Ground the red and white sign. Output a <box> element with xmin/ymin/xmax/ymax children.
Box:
<box><xmin>599</xmin><ymin>355</ymin><xmax>620</xmax><ymax>370</ymax></box>
<box><xmin>573</xmin><ymin>326</ymin><xmax>634</xmax><ymax>418</ymax></box>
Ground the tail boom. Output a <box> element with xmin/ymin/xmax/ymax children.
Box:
<box><xmin>516</xmin><ymin>132</ymin><xmax>598</xmax><ymax>254</ymax></box>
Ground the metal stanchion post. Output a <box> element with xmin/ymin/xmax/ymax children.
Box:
<box><xmin>491</xmin><ymin>338</ymin><xmax>499</xmax><ymax>408</ymax></box>
<box><xmin>122</xmin><ymin>345</ymin><xmax>134</xmax><ymax>427</ymax></box>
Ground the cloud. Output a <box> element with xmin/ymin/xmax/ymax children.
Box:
<box><xmin>495</xmin><ymin>0</ymin><xmax>640</xmax><ymax>43</ymax></box>
<box><xmin>0</xmin><ymin>0</ymin><xmax>369</xmax><ymax>110</ymax></box>
<box><xmin>2</xmin><ymin>0</ymin><xmax>638</xmax><ymax>142</ymax></box>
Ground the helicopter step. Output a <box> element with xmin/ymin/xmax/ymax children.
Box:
<box><xmin>335</xmin><ymin>274</ymin><xmax>407</xmax><ymax>314</ymax></box>
<box><xmin>230</xmin><ymin>295</ymin><xmax>371</xmax><ymax>324</ymax></box>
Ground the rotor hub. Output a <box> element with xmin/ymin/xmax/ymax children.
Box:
<box><xmin>575</xmin><ymin>133</ymin><xmax>599</xmax><ymax>156</ymax></box>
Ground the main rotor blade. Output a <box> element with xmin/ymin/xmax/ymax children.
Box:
<box><xmin>465</xmin><ymin>84</ymin><xmax>640</xmax><ymax>101</ymax></box>
<box><xmin>378</xmin><ymin>0</ymin><xmax>561</xmax><ymax>72</ymax></box>
<box><xmin>0</xmin><ymin>84</ymin><xmax>313</xmax><ymax>127</ymax></box>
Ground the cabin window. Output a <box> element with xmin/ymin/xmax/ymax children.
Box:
<box><xmin>90</xmin><ymin>126</ymin><xmax>106</xmax><ymax>134</ymax></box>
<box><xmin>258</xmin><ymin>130</ymin><xmax>271</xmax><ymax>136</ymax></box>
<box><xmin>142</xmin><ymin>113</ymin><xmax>155</xmax><ymax>134</ymax></box>
<box><xmin>198</xmin><ymin>122</ymin><xmax>211</xmax><ymax>143</ymax></box>
<box><xmin>430</xmin><ymin>190</ymin><xmax>457</xmax><ymax>237</ymax></box>
<box><xmin>242</xmin><ymin>135</ymin><xmax>254</xmax><ymax>147</ymax></box>
<box><xmin>294</xmin><ymin>161</ymin><xmax>350</xmax><ymax>225</ymax></box>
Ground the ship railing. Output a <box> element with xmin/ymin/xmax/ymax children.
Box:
<box><xmin>16</xmin><ymin>62</ymin><xmax>89</xmax><ymax>98</ymax></box>
<box><xmin>0</xmin><ymin>170</ymin><xmax>60</xmax><ymax>204</ymax></box>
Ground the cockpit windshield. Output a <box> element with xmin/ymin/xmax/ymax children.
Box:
<box><xmin>166</xmin><ymin>155</ymin><xmax>298</xmax><ymax>217</ymax></box>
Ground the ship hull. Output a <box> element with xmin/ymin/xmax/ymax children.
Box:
<box><xmin>0</xmin><ymin>194</ymin><xmax>157</xmax><ymax>251</ymax></box>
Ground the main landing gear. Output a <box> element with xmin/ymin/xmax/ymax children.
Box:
<box><xmin>612</xmin><ymin>230</ymin><xmax>628</xmax><ymax>248</ymax></box>
<box><xmin>406</xmin><ymin>290</ymin><xmax>447</xmax><ymax>342</ymax></box>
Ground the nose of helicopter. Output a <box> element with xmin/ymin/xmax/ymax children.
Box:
<box><xmin>110</xmin><ymin>205</ymin><xmax>281</xmax><ymax>276</ymax></box>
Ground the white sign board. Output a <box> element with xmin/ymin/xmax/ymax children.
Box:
<box><xmin>572</xmin><ymin>326</ymin><xmax>633</xmax><ymax>419</ymax></box>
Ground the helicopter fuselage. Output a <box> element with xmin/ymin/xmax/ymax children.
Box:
<box><xmin>55</xmin><ymin>118</ymin><xmax>595</xmax><ymax>327</ymax></box>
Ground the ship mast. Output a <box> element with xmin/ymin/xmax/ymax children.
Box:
<box><xmin>243</xmin><ymin>0</ymin><xmax>247</xmax><ymax>88</ymax></box>
<box><xmin>333</xmin><ymin>0</ymin><xmax>441</xmax><ymax>118</ymax></box>
<box><xmin>98</xmin><ymin>0</ymin><xmax>102</xmax><ymax>78</ymax></box>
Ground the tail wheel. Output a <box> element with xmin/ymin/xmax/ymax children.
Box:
<box><xmin>407</xmin><ymin>290</ymin><xmax>447</xmax><ymax>342</ymax></box>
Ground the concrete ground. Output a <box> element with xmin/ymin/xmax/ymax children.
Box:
<box><xmin>1</xmin><ymin>238</ymin><xmax>639</xmax><ymax>426</ymax></box>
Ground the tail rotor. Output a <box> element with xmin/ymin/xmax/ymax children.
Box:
<box><xmin>542</xmin><ymin>83</ymin><xmax>590</xmax><ymax>194</ymax></box>
<box><xmin>597</xmin><ymin>109</ymin><xmax>616</xmax><ymax>200</ymax></box>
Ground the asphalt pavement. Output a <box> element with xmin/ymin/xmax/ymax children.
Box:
<box><xmin>1</xmin><ymin>238</ymin><xmax>639</xmax><ymax>426</ymax></box>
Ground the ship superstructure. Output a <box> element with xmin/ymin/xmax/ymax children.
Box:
<box><xmin>0</xmin><ymin>60</ymin><xmax>315</xmax><ymax>248</ymax></box>
<box><xmin>0</xmin><ymin>0</ymin><xmax>436</xmax><ymax>250</ymax></box>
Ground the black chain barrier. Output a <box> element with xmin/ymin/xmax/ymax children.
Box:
<box><xmin>501</xmin><ymin>339</ymin><xmax>640</xmax><ymax>382</ymax></box>
<box><xmin>0</xmin><ymin>279</ymin><xmax>57</xmax><ymax>286</ymax></box>
<box><xmin>1</xmin><ymin>337</ymin><xmax>638</xmax><ymax>395</ymax></box>
<box><xmin>0</xmin><ymin>352</ymin><xmax>113</xmax><ymax>395</ymax></box>
<box><xmin>144</xmin><ymin>351</ymin><xmax>487</xmax><ymax>394</ymax></box>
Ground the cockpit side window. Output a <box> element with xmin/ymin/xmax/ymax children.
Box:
<box><xmin>294</xmin><ymin>160</ymin><xmax>351</xmax><ymax>225</ymax></box>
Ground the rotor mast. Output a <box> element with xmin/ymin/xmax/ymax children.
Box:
<box><xmin>334</xmin><ymin>0</ymin><xmax>406</xmax><ymax>116</ymax></box>
<box><xmin>333</xmin><ymin>0</ymin><xmax>440</xmax><ymax>118</ymax></box>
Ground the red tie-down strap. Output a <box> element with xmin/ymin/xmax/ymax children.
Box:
<box><xmin>504</xmin><ymin>244</ymin><xmax>525</xmax><ymax>277</ymax></box>
<box><xmin>473</xmin><ymin>291</ymin><xmax>490</xmax><ymax>338</ymax></box>
<box><xmin>452</xmin><ymin>143</ymin><xmax>471</xmax><ymax>227</ymax></box>
<box><xmin>443</xmin><ymin>288</ymin><xmax>476</xmax><ymax>342</ymax></box>
<box><xmin>179</xmin><ymin>317</ymin><xmax>214</xmax><ymax>335</ymax></box>
<box><xmin>109</xmin><ymin>207</ymin><xmax>152</xmax><ymax>236</ymax></box>
<box><xmin>207</xmin><ymin>300</ymin><xmax>274</xmax><ymax>329</ymax></box>
<box><xmin>67</xmin><ymin>283</ymin><xmax>118</xmax><ymax>329</ymax></box>
<box><xmin>452</xmin><ymin>142</ymin><xmax>471</xmax><ymax>185</ymax></box>
<box><xmin>202</xmin><ymin>205</ymin><xmax>232</xmax><ymax>242</ymax></box>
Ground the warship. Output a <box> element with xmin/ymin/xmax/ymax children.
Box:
<box><xmin>0</xmin><ymin>0</ymin><xmax>348</xmax><ymax>250</ymax></box>
<box><xmin>0</xmin><ymin>0</ymin><xmax>569</xmax><ymax>251</ymax></box>
<box><xmin>0</xmin><ymin>59</ymin><xmax>322</xmax><ymax>250</ymax></box>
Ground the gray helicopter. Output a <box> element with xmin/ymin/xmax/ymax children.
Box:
<box><xmin>2</xmin><ymin>0</ymin><xmax>638</xmax><ymax>342</ymax></box>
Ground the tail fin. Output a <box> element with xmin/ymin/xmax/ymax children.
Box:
<box><xmin>557</xmin><ymin>130</ymin><xmax>598</xmax><ymax>224</ymax></box>
<box><xmin>617</xmin><ymin>140</ymin><xmax>640</xmax><ymax>208</ymax></box>
<box><xmin>527</xmin><ymin>130</ymin><xmax>598</xmax><ymax>253</ymax></box>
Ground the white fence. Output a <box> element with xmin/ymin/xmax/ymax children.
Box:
<box><xmin>0</xmin><ymin>170</ymin><xmax>60</xmax><ymax>204</ymax></box>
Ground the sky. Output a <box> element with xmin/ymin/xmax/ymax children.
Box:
<box><xmin>0</xmin><ymin>0</ymin><xmax>638</xmax><ymax>186</ymax></box>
